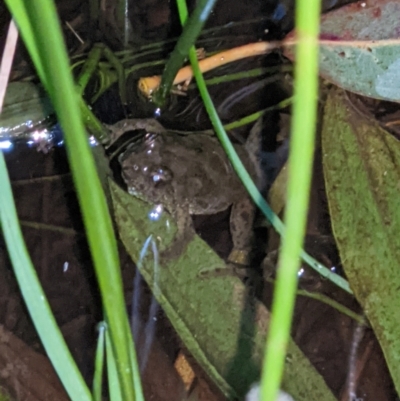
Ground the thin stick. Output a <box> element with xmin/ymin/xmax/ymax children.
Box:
<box><xmin>0</xmin><ymin>20</ymin><xmax>18</xmax><ymax>109</ymax></box>
<box><xmin>138</xmin><ymin>40</ymin><xmax>281</xmax><ymax>97</ymax></box>
<box><xmin>65</xmin><ymin>20</ymin><xmax>84</xmax><ymax>44</ymax></box>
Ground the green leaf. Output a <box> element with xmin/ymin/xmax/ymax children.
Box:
<box><xmin>317</xmin><ymin>40</ymin><xmax>400</xmax><ymax>102</ymax></box>
<box><xmin>322</xmin><ymin>88</ymin><xmax>400</xmax><ymax>394</ymax></box>
<box><xmin>284</xmin><ymin>0</ymin><xmax>400</xmax><ymax>102</ymax></box>
<box><xmin>319</xmin><ymin>0</ymin><xmax>400</xmax><ymax>42</ymax></box>
<box><xmin>110</xmin><ymin>179</ymin><xmax>338</xmax><ymax>401</ymax></box>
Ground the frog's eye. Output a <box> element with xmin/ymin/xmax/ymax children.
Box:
<box><xmin>150</xmin><ymin>166</ymin><xmax>172</xmax><ymax>184</ymax></box>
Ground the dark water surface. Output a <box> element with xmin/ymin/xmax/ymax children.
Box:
<box><xmin>0</xmin><ymin>0</ymin><xmax>398</xmax><ymax>400</ymax></box>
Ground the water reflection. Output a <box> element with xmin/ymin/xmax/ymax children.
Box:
<box><xmin>63</xmin><ymin>261</ymin><xmax>69</xmax><ymax>273</ymax></box>
<box><xmin>153</xmin><ymin>108</ymin><xmax>162</xmax><ymax>118</ymax></box>
<box><xmin>148</xmin><ymin>204</ymin><xmax>164</xmax><ymax>221</ymax></box>
<box><xmin>132</xmin><ymin>235</ymin><xmax>160</xmax><ymax>373</ymax></box>
<box><xmin>0</xmin><ymin>122</ymin><xmax>99</xmax><ymax>153</ymax></box>
<box><xmin>0</xmin><ymin>140</ymin><xmax>12</xmax><ymax>151</ymax></box>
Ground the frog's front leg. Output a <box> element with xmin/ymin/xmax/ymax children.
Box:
<box><xmin>161</xmin><ymin>206</ymin><xmax>195</xmax><ymax>261</ymax></box>
<box><xmin>228</xmin><ymin>196</ymin><xmax>257</xmax><ymax>266</ymax></box>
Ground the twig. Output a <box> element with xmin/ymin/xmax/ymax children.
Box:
<box><xmin>65</xmin><ymin>21</ymin><xmax>84</xmax><ymax>45</ymax></box>
<box><xmin>0</xmin><ymin>20</ymin><xmax>18</xmax><ymax>110</ymax></box>
<box><xmin>138</xmin><ymin>40</ymin><xmax>281</xmax><ymax>97</ymax></box>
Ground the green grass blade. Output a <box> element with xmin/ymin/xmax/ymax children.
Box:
<box><xmin>0</xmin><ymin>153</ymin><xmax>92</xmax><ymax>401</ymax></box>
<box><xmin>106</xmin><ymin>329</ymin><xmax>123</xmax><ymax>401</ymax></box>
<box><xmin>153</xmin><ymin>0</ymin><xmax>217</xmax><ymax>106</ymax></box>
<box><xmin>260</xmin><ymin>0</ymin><xmax>322</xmax><ymax>400</ymax></box>
<box><xmin>93</xmin><ymin>322</ymin><xmax>106</xmax><ymax>401</ymax></box>
<box><xmin>5</xmin><ymin>1</ymin><xmax>142</xmax><ymax>399</ymax></box>
<box><xmin>223</xmin><ymin>99</ymin><xmax>293</xmax><ymax>131</ymax></box>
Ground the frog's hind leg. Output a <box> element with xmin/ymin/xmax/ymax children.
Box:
<box><xmin>228</xmin><ymin>197</ymin><xmax>257</xmax><ymax>267</ymax></box>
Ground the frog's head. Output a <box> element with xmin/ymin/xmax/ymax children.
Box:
<box><xmin>120</xmin><ymin>136</ymin><xmax>175</xmax><ymax>206</ymax></box>
<box><xmin>107</xmin><ymin>118</ymin><xmax>166</xmax><ymax>143</ymax></box>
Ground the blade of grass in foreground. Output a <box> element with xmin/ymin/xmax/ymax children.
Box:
<box><xmin>261</xmin><ymin>0</ymin><xmax>322</xmax><ymax>400</ymax></box>
<box><xmin>4</xmin><ymin>1</ymin><xmax>142</xmax><ymax>400</ymax></box>
<box><xmin>93</xmin><ymin>323</ymin><xmax>106</xmax><ymax>401</ymax></box>
<box><xmin>0</xmin><ymin>19</ymin><xmax>91</xmax><ymax>401</ymax></box>
<box><xmin>0</xmin><ymin>154</ymin><xmax>92</xmax><ymax>401</ymax></box>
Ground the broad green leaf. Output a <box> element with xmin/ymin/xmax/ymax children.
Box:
<box><xmin>285</xmin><ymin>0</ymin><xmax>400</xmax><ymax>102</ymax></box>
<box><xmin>319</xmin><ymin>0</ymin><xmax>400</xmax><ymax>41</ymax></box>
<box><xmin>110</xmin><ymin>179</ymin><xmax>337</xmax><ymax>401</ymax></box>
<box><xmin>322</xmin><ymin>88</ymin><xmax>400</xmax><ymax>394</ymax></box>
<box><xmin>317</xmin><ymin>41</ymin><xmax>400</xmax><ymax>102</ymax></box>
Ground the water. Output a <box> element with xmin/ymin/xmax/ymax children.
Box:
<box><xmin>132</xmin><ymin>235</ymin><xmax>161</xmax><ymax>373</ymax></box>
<box><xmin>0</xmin><ymin>122</ymin><xmax>101</xmax><ymax>154</ymax></box>
<box><xmin>0</xmin><ymin>122</ymin><xmax>64</xmax><ymax>152</ymax></box>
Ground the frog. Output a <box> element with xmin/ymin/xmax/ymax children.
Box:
<box><xmin>108</xmin><ymin>118</ymin><xmax>267</xmax><ymax>265</ymax></box>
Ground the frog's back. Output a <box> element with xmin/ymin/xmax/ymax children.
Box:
<box><xmin>117</xmin><ymin>118</ymin><xmax>264</xmax><ymax>216</ymax></box>
<box><xmin>162</xmin><ymin>132</ymin><xmax>250</xmax><ymax>214</ymax></box>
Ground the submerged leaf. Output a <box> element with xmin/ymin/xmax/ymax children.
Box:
<box><xmin>0</xmin><ymin>82</ymin><xmax>54</xmax><ymax>140</ymax></box>
<box><xmin>110</xmin><ymin>180</ymin><xmax>337</xmax><ymax>401</ymax></box>
<box><xmin>322</xmin><ymin>88</ymin><xmax>400</xmax><ymax>393</ymax></box>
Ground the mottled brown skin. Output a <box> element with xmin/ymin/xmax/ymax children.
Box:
<box><xmin>110</xmin><ymin>118</ymin><xmax>265</xmax><ymax>263</ymax></box>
